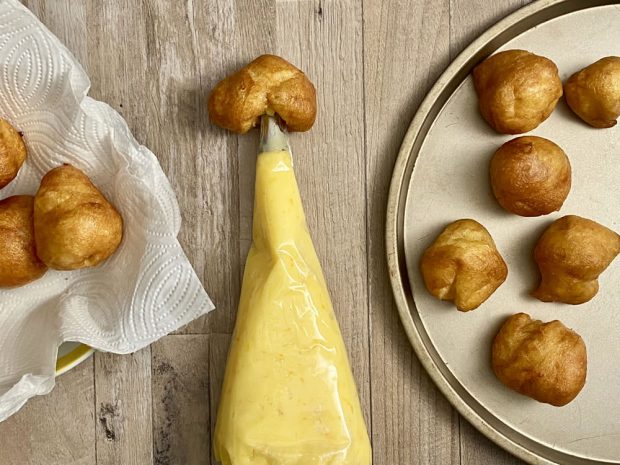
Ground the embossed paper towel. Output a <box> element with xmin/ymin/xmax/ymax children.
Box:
<box><xmin>0</xmin><ymin>0</ymin><xmax>214</xmax><ymax>421</ymax></box>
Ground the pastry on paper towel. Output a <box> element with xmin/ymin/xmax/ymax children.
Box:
<box><xmin>34</xmin><ymin>164</ymin><xmax>123</xmax><ymax>270</ymax></box>
<box><xmin>0</xmin><ymin>195</ymin><xmax>47</xmax><ymax>287</ymax></box>
<box><xmin>0</xmin><ymin>118</ymin><xmax>26</xmax><ymax>189</ymax></box>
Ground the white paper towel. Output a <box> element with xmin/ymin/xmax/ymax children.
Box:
<box><xmin>0</xmin><ymin>0</ymin><xmax>214</xmax><ymax>421</ymax></box>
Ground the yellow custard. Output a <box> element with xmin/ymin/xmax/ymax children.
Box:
<box><xmin>214</xmin><ymin>147</ymin><xmax>371</xmax><ymax>465</ymax></box>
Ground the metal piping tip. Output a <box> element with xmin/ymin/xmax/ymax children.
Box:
<box><xmin>259</xmin><ymin>114</ymin><xmax>290</xmax><ymax>153</ymax></box>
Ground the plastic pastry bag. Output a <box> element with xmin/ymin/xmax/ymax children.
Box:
<box><xmin>214</xmin><ymin>116</ymin><xmax>372</xmax><ymax>465</ymax></box>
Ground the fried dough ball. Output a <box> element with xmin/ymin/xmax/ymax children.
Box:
<box><xmin>533</xmin><ymin>215</ymin><xmax>620</xmax><ymax>304</ymax></box>
<box><xmin>473</xmin><ymin>50</ymin><xmax>563</xmax><ymax>134</ymax></box>
<box><xmin>34</xmin><ymin>164</ymin><xmax>123</xmax><ymax>270</ymax></box>
<box><xmin>0</xmin><ymin>118</ymin><xmax>27</xmax><ymax>189</ymax></box>
<box><xmin>208</xmin><ymin>54</ymin><xmax>317</xmax><ymax>133</ymax></box>
<box><xmin>492</xmin><ymin>313</ymin><xmax>587</xmax><ymax>406</ymax></box>
<box><xmin>564</xmin><ymin>56</ymin><xmax>620</xmax><ymax>128</ymax></box>
<box><xmin>0</xmin><ymin>195</ymin><xmax>47</xmax><ymax>287</ymax></box>
<box><xmin>490</xmin><ymin>136</ymin><xmax>571</xmax><ymax>217</ymax></box>
<box><xmin>420</xmin><ymin>219</ymin><xmax>508</xmax><ymax>311</ymax></box>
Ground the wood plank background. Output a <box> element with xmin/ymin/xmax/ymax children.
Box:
<box><xmin>0</xmin><ymin>1</ymin><xmax>531</xmax><ymax>464</ymax></box>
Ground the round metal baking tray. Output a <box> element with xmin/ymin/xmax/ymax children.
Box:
<box><xmin>386</xmin><ymin>1</ymin><xmax>620</xmax><ymax>464</ymax></box>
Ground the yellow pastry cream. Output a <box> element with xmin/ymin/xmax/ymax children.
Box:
<box><xmin>214</xmin><ymin>116</ymin><xmax>372</xmax><ymax>465</ymax></box>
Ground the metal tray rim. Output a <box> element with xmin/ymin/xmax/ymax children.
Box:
<box><xmin>385</xmin><ymin>1</ymin><xmax>620</xmax><ymax>464</ymax></box>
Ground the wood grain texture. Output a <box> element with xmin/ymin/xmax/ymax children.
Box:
<box><xmin>460</xmin><ymin>418</ymin><xmax>524</xmax><ymax>465</ymax></box>
<box><xmin>154</xmin><ymin>0</ymin><xmax>241</xmax><ymax>335</ymax></box>
<box><xmin>94</xmin><ymin>350</ymin><xmax>153</xmax><ymax>465</ymax></box>
<box><xmin>152</xmin><ymin>336</ymin><xmax>210</xmax><ymax>465</ymax></box>
<box><xmin>0</xmin><ymin>359</ymin><xmax>95</xmax><ymax>465</ymax></box>
<box><xmin>449</xmin><ymin>0</ymin><xmax>531</xmax><ymax>59</ymax></box>
<box><xmin>1</xmin><ymin>1</ymin><xmax>536</xmax><ymax>464</ymax></box>
<box><xmin>23</xmin><ymin>0</ymin><xmax>87</xmax><ymax>65</ymax></box>
<box><xmin>362</xmin><ymin>0</ymin><xmax>460</xmax><ymax>464</ymax></box>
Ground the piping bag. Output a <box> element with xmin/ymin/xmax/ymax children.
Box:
<box><xmin>214</xmin><ymin>115</ymin><xmax>372</xmax><ymax>464</ymax></box>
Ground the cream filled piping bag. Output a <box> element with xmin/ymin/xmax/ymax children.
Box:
<box><xmin>213</xmin><ymin>114</ymin><xmax>372</xmax><ymax>464</ymax></box>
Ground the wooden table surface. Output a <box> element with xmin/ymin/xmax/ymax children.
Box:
<box><xmin>0</xmin><ymin>1</ymin><xmax>533</xmax><ymax>464</ymax></box>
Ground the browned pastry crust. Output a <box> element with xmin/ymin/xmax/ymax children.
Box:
<box><xmin>0</xmin><ymin>195</ymin><xmax>47</xmax><ymax>287</ymax></box>
<box><xmin>492</xmin><ymin>313</ymin><xmax>587</xmax><ymax>407</ymax></box>
<box><xmin>564</xmin><ymin>56</ymin><xmax>620</xmax><ymax>128</ymax></box>
<box><xmin>533</xmin><ymin>215</ymin><xmax>620</xmax><ymax>304</ymax></box>
<box><xmin>490</xmin><ymin>136</ymin><xmax>571</xmax><ymax>217</ymax></box>
<box><xmin>473</xmin><ymin>50</ymin><xmax>563</xmax><ymax>134</ymax></box>
<box><xmin>208</xmin><ymin>54</ymin><xmax>317</xmax><ymax>133</ymax></box>
<box><xmin>34</xmin><ymin>164</ymin><xmax>123</xmax><ymax>270</ymax></box>
<box><xmin>420</xmin><ymin>219</ymin><xmax>508</xmax><ymax>311</ymax></box>
<box><xmin>0</xmin><ymin>118</ymin><xmax>27</xmax><ymax>189</ymax></box>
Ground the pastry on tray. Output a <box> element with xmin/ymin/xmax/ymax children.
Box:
<box><xmin>565</xmin><ymin>56</ymin><xmax>620</xmax><ymax>128</ymax></box>
<box><xmin>490</xmin><ymin>136</ymin><xmax>571</xmax><ymax>217</ymax></box>
<box><xmin>420</xmin><ymin>219</ymin><xmax>508</xmax><ymax>311</ymax></box>
<box><xmin>0</xmin><ymin>118</ymin><xmax>27</xmax><ymax>190</ymax></box>
<box><xmin>533</xmin><ymin>215</ymin><xmax>620</xmax><ymax>304</ymax></box>
<box><xmin>473</xmin><ymin>49</ymin><xmax>562</xmax><ymax>134</ymax></box>
<box><xmin>0</xmin><ymin>195</ymin><xmax>47</xmax><ymax>287</ymax></box>
<box><xmin>208</xmin><ymin>54</ymin><xmax>317</xmax><ymax>133</ymax></box>
<box><xmin>34</xmin><ymin>164</ymin><xmax>123</xmax><ymax>270</ymax></box>
<box><xmin>492</xmin><ymin>312</ymin><xmax>587</xmax><ymax>407</ymax></box>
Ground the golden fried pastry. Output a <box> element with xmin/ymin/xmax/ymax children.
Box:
<box><xmin>533</xmin><ymin>215</ymin><xmax>620</xmax><ymax>304</ymax></box>
<box><xmin>0</xmin><ymin>195</ymin><xmax>47</xmax><ymax>287</ymax></box>
<box><xmin>490</xmin><ymin>136</ymin><xmax>571</xmax><ymax>217</ymax></box>
<box><xmin>564</xmin><ymin>56</ymin><xmax>620</xmax><ymax>128</ymax></box>
<box><xmin>420</xmin><ymin>219</ymin><xmax>508</xmax><ymax>311</ymax></box>
<box><xmin>208</xmin><ymin>54</ymin><xmax>317</xmax><ymax>134</ymax></box>
<box><xmin>0</xmin><ymin>118</ymin><xmax>27</xmax><ymax>189</ymax></box>
<box><xmin>34</xmin><ymin>164</ymin><xmax>123</xmax><ymax>270</ymax></box>
<box><xmin>473</xmin><ymin>50</ymin><xmax>563</xmax><ymax>134</ymax></box>
<box><xmin>492</xmin><ymin>313</ymin><xmax>587</xmax><ymax>406</ymax></box>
